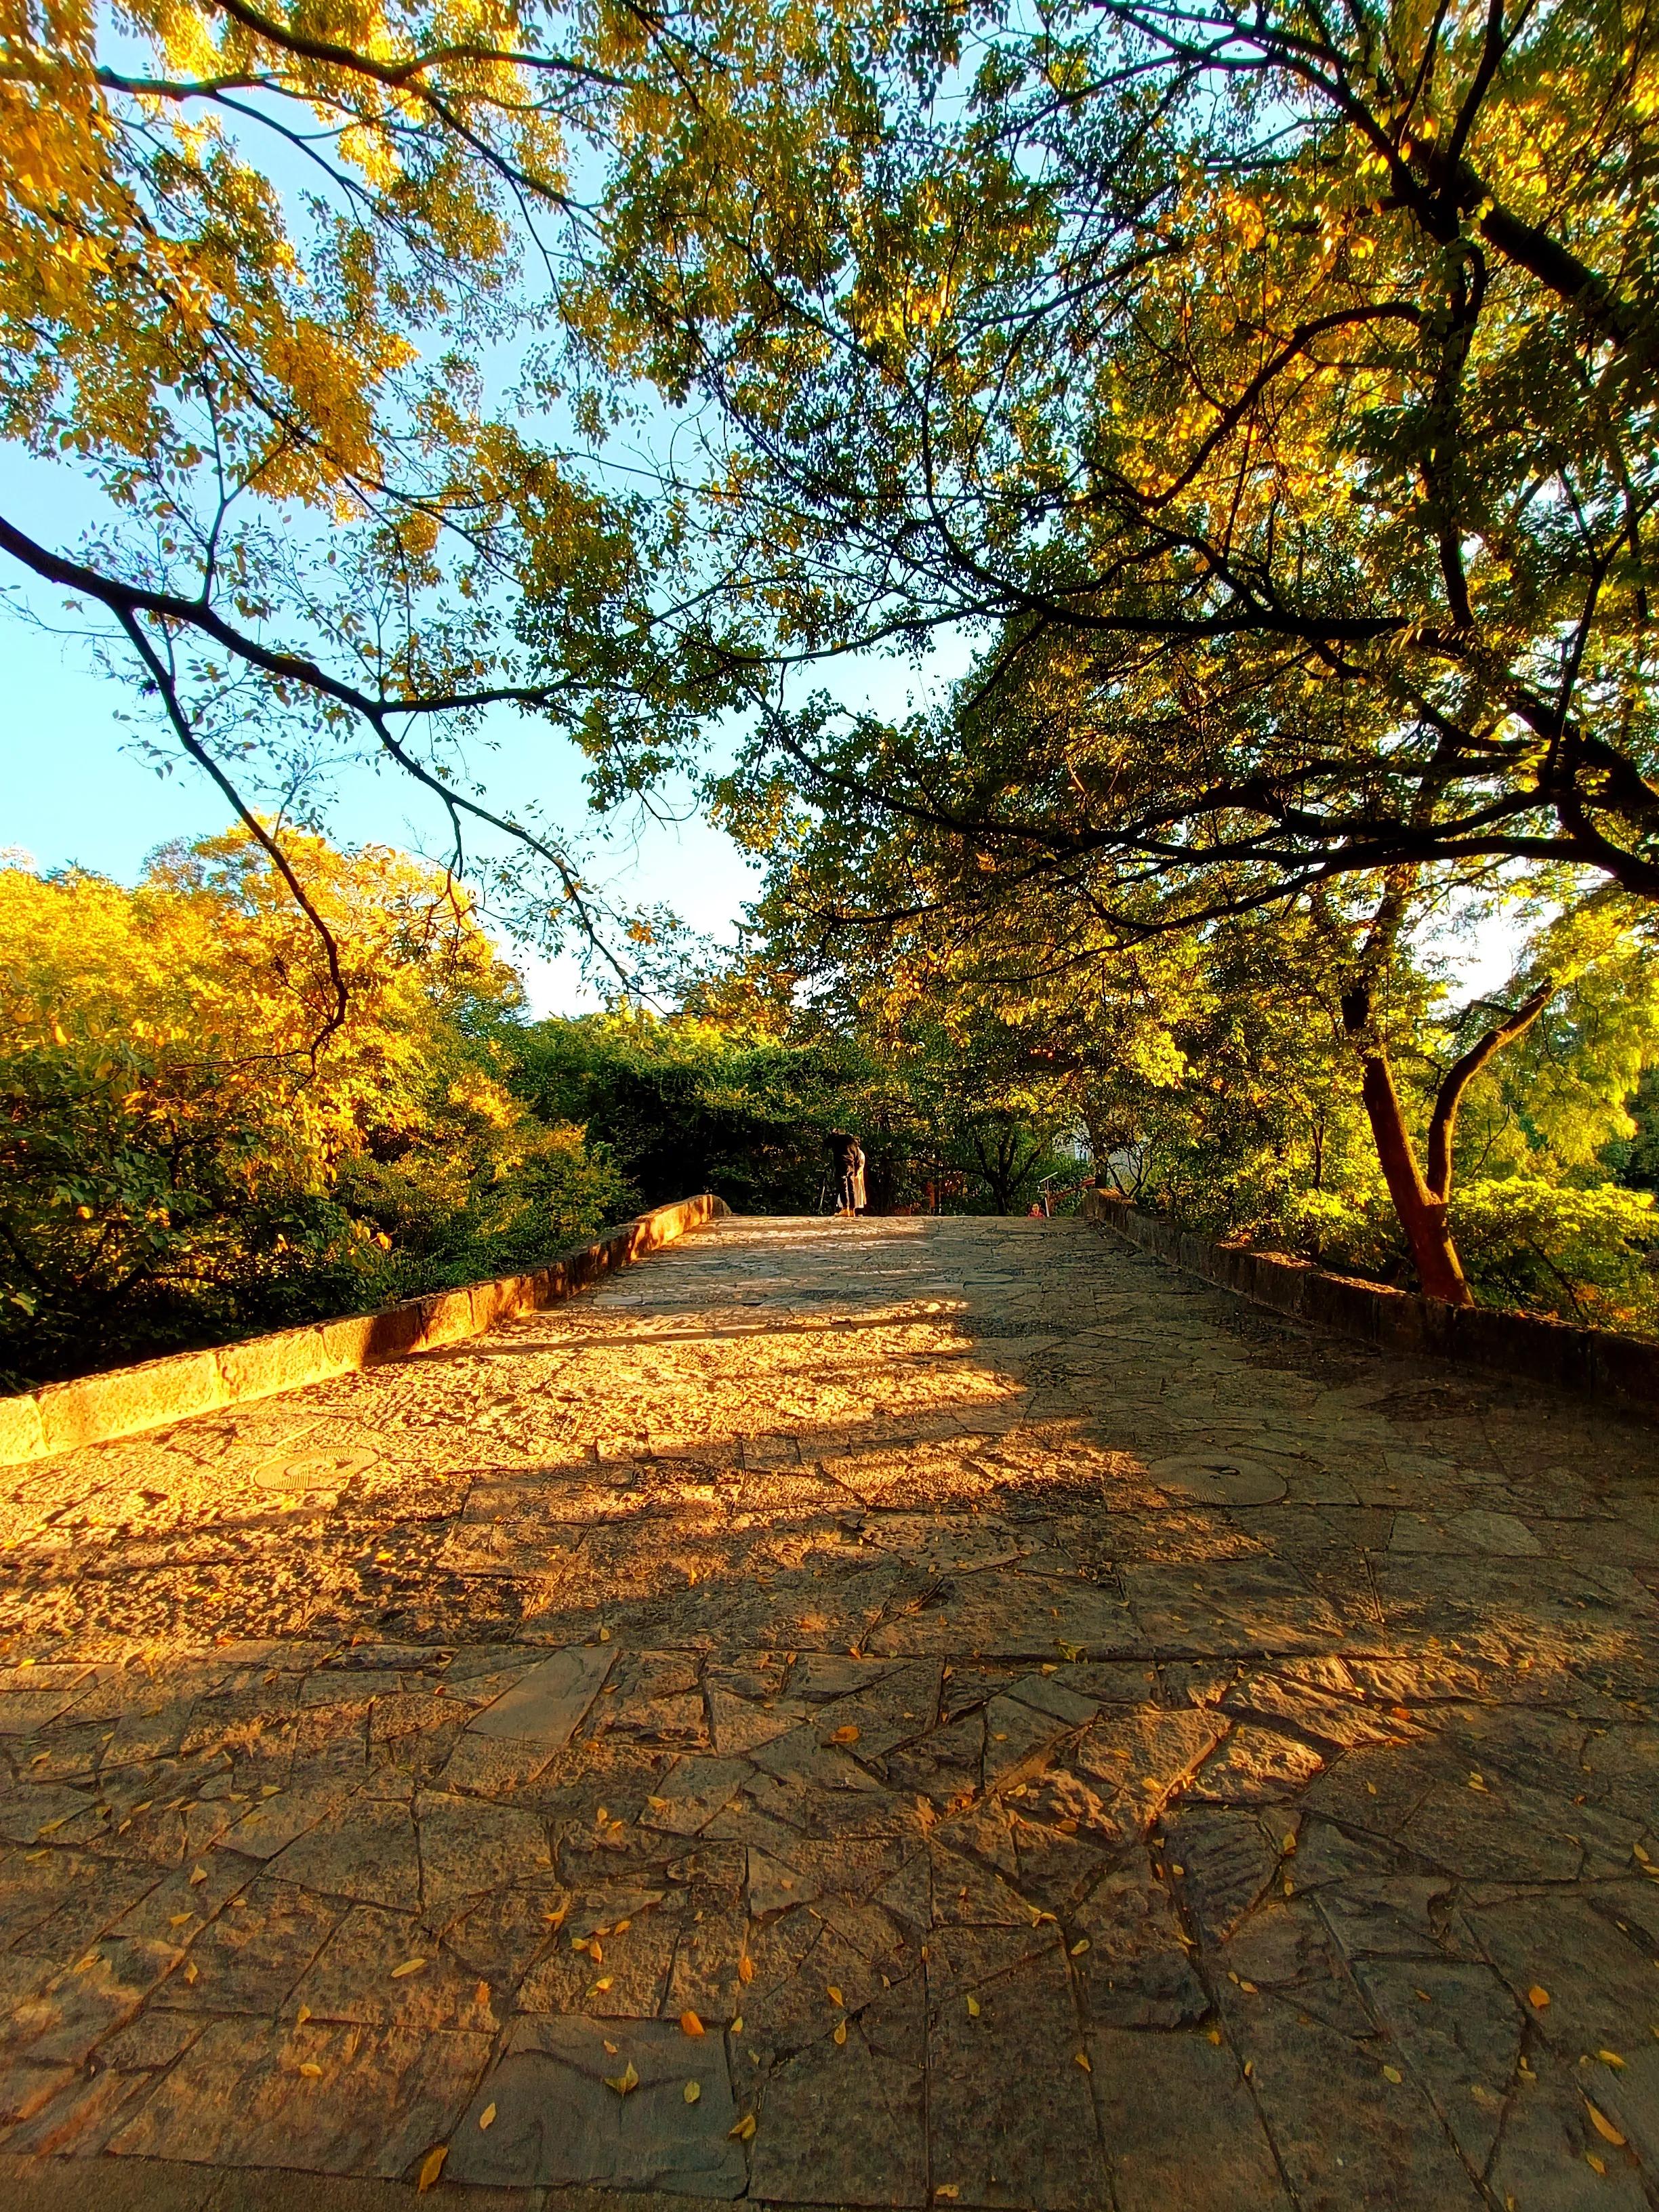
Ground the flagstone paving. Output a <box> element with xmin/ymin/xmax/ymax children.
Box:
<box><xmin>1</xmin><ymin>1212</ymin><xmax>1658</xmax><ymax>2211</ymax></box>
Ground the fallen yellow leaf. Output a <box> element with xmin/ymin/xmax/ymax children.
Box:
<box><xmin>681</xmin><ymin>2010</ymin><xmax>705</xmax><ymax>2037</ymax></box>
<box><xmin>605</xmin><ymin>2062</ymin><xmax>640</xmax><ymax>2096</ymax></box>
<box><xmin>417</xmin><ymin>2144</ymin><xmax>448</xmax><ymax>2192</ymax></box>
<box><xmin>827</xmin><ymin>1986</ymin><xmax>844</xmax><ymax>2006</ymax></box>
<box><xmin>391</xmin><ymin>1958</ymin><xmax>427</xmax><ymax>1980</ymax></box>
<box><xmin>296</xmin><ymin>2005</ymin><xmax>311</xmax><ymax>2026</ymax></box>
<box><xmin>830</xmin><ymin>1725</ymin><xmax>860</xmax><ymax>1745</ymax></box>
<box><xmin>1382</xmin><ymin>2066</ymin><xmax>1402</xmax><ymax>2084</ymax></box>
<box><xmin>1587</xmin><ymin>2103</ymin><xmax>1626</xmax><ymax>2146</ymax></box>
<box><xmin>1588</xmin><ymin>2152</ymin><xmax>1607</xmax><ymax>2175</ymax></box>
<box><xmin>1597</xmin><ymin>2050</ymin><xmax>1626</xmax><ymax>2068</ymax></box>
<box><xmin>730</xmin><ymin>2113</ymin><xmax>756</xmax><ymax>2141</ymax></box>
<box><xmin>189</xmin><ymin>1865</ymin><xmax>208</xmax><ymax>1885</ymax></box>
<box><xmin>684</xmin><ymin>2081</ymin><xmax>701</xmax><ymax>2104</ymax></box>
<box><xmin>739</xmin><ymin>1955</ymin><xmax>754</xmax><ymax>1984</ymax></box>
<box><xmin>966</xmin><ymin>1995</ymin><xmax>981</xmax><ymax>2018</ymax></box>
<box><xmin>834</xmin><ymin>2020</ymin><xmax>848</xmax><ymax>2046</ymax></box>
<box><xmin>1528</xmin><ymin>1986</ymin><xmax>1551</xmax><ymax>2009</ymax></box>
<box><xmin>1070</xmin><ymin>1939</ymin><xmax>1090</xmax><ymax>1957</ymax></box>
<box><xmin>298</xmin><ymin>2060</ymin><xmax>323</xmax><ymax>2079</ymax></box>
<box><xmin>731</xmin><ymin>2016</ymin><xmax>743</xmax><ymax>2035</ymax></box>
<box><xmin>1074</xmin><ymin>2052</ymin><xmax>1091</xmax><ymax>2072</ymax></box>
<box><xmin>479</xmin><ymin>2103</ymin><xmax>497</xmax><ymax>2130</ymax></box>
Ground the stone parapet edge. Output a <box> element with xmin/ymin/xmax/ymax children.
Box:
<box><xmin>1082</xmin><ymin>1188</ymin><xmax>1659</xmax><ymax>1415</ymax></box>
<box><xmin>0</xmin><ymin>1193</ymin><xmax>731</xmax><ymax>1467</ymax></box>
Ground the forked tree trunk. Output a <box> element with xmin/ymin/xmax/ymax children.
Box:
<box><xmin>1340</xmin><ymin>975</ymin><xmax>1554</xmax><ymax>1307</ymax></box>
<box><xmin>1347</xmin><ymin>1029</ymin><xmax>1473</xmax><ymax>1305</ymax></box>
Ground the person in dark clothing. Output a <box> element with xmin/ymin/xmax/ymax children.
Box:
<box><xmin>825</xmin><ymin>1132</ymin><xmax>867</xmax><ymax>1215</ymax></box>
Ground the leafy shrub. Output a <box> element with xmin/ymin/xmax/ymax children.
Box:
<box><xmin>0</xmin><ymin>834</ymin><xmax>627</xmax><ymax>1390</ymax></box>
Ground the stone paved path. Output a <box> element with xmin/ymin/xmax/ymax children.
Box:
<box><xmin>2</xmin><ymin>1214</ymin><xmax>1659</xmax><ymax>2212</ymax></box>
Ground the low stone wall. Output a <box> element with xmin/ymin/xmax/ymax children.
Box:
<box><xmin>0</xmin><ymin>1194</ymin><xmax>731</xmax><ymax>1468</ymax></box>
<box><xmin>1083</xmin><ymin>1188</ymin><xmax>1659</xmax><ymax>1415</ymax></box>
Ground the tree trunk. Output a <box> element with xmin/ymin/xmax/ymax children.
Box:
<box><xmin>1341</xmin><ymin>983</ymin><xmax>1473</xmax><ymax>1305</ymax></box>
<box><xmin>1352</xmin><ymin>1044</ymin><xmax>1473</xmax><ymax>1304</ymax></box>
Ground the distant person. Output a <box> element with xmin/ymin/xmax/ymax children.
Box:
<box><xmin>826</xmin><ymin>1132</ymin><xmax>867</xmax><ymax>1216</ymax></box>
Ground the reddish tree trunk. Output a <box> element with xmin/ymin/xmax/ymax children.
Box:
<box><xmin>1352</xmin><ymin>1049</ymin><xmax>1473</xmax><ymax>1305</ymax></box>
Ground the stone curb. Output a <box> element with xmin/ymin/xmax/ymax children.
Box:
<box><xmin>0</xmin><ymin>1195</ymin><xmax>731</xmax><ymax>1468</ymax></box>
<box><xmin>1082</xmin><ymin>1188</ymin><xmax>1659</xmax><ymax>1414</ymax></box>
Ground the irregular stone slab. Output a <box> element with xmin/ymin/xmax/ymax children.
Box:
<box><xmin>1487</xmin><ymin>2046</ymin><xmax>1652</xmax><ymax>2212</ymax></box>
<box><xmin>1189</xmin><ymin>1723</ymin><xmax>1326</xmax><ymax>1804</ymax></box>
<box><xmin>266</xmin><ymin>1795</ymin><xmax>422</xmax><ymax>1913</ymax></box>
<box><xmin>214</xmin><ymin>1776</ymin><xmax>355</xmax><ymax>1862</ymax></box>
<box><xmin>1355</xmin><ymin>1959</ymin><xmax>1522</xmax><ymax>2175</ymax></box>
<box><xmin>1090</xmin><ymin>2026</ymin><xmax>1290</xmax><ymax>2210</ymax></box>
<box><xmin>3</xmin><ymin>1935</ymin><xmax>180</xmax><ymax>2067</ymax></box>
<box><xmin>446</xmin><ymin>2012</ymin><xmax>745</xmax><ymax>2196</ymax></box>
<box><xmin>1445</xmin><ymin>1509</ymin><xmax>1544</xmax><ymax>1556</ymax></box>
<box><xmin>1121</xmin><ymin>1561</ymin><xmax>1345</xmax><ymax>1654</ymax></box>
<box><xmin>516</xmin><ymin>1891</ymin><xmax>682</xmax><ymax>2017</ymax></box>
<box><xmin>1027</xmin><ymin>1708</ymin><xmax>1227</xmax><ymax>1847</ymax></box>
<box><xmin>926</xmin><ymin>1923</ymin><xmax>1108</xmax><ymax>2209</ymax></box>
<box><xmin>640</xmin><ymin>1755</ymin><xmax>753</xmax><ymax>1836</ymax></box>
<box><xmin>1071</xmin><ymin>1865</ymin><xmax>1207</xmax><ymax>2028</ymax></box>
<box><xmin>983</xmin><ymin>1692</ymin><xmax>1086</xmax><ymax>1795</ymax></box>
<box><xmin>1219</xmin><ymin>1994</ymin><xmax>1486</xmax><ymax>2211</ymax></box>
<box><xmin>285</xmin><ymin>1902</ymin><xmax>497</xmax><ymax>2030</ymax></box>
<box><xmin>415</xmin><ymin>1789</ymin><xmax>551</xmax><ymax>1916</ymax></box>
<box><xmin>1318</xmin><ymin>1876</ymin><xmax>1453</xmax><ymax>1961</ymax></box>
<box><xmin>1004</xmin><ymin>1671</ymin><xmax>1099</xmax><ymax>1727</ymax></box>
<box><xmin>1168</xmin><ymin>1812</ymin><xmax>1288</xmax><ymax>1945</ymax></box>
<box><xmin>148</xmin><ymin>1877</ymin><xmax>339</xmax><ymax>2015</ymax></box>
<box><xmin>1465</xmin><ymin>1891</ymin><xmax>1659</xmax><ymax>2072</ymax></box>
<box><xmin>466</xmin><ymin>1641</ymin><xmax>614</xmax><ymax>1744</ymax></box>
<box><xmin>750</xmin><ymin>1972</ymin><xmax>926</xmax><ymax>2206</ymax></box>
<box><xmin>0</xmin><ymin>1690</ymin><xmax>85</xmax><ymax>1734</ymax></box>
<box><xmin>105</xmin><ymin>2013</ymin><xmax>490</xmax><ymax>2177</ymax></box>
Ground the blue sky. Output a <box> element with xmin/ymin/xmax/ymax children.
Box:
<box><xmin>0</xmin><ymin>589</ymin><xmax>765</xmax><ymax>1015</ymax></box>
<box><xmin>0</xmin><ymin>438</ymin><xmax>962</xmax><ymax>1013</ymax></box>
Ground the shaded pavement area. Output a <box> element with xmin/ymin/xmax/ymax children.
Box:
<box><xmin>2</xmin><ymin>1213</ymin><xmax>1658</xmax><ymax>2212</ymax></box>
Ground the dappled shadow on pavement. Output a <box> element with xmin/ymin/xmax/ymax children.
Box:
<box><xmin>1</xmin><ymin>1214</ymin><xmax>1657</xmax><ymax>2210</ymax></box>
